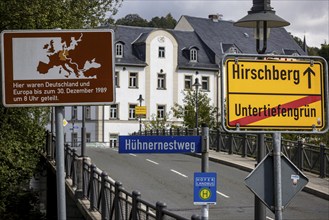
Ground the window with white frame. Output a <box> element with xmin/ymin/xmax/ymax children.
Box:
<box><xmin>157</xmin><ymin>105</ymin><xmax>166</xmax><ymax>119</ymax></box>
<box><xmin>201</xmin><ymin>76</ymin><xmax>209</xmax><ymax>91</ymax></box>
<box><xmin>109</xmin><ymin>104</ymin><xmax>118</xmax><ymax>119</ymax></box>
<box><xmin>109</xmin><ymin>134</ymin><xmax>118</xmax><ymax>148</ymax></box>
<box><xmin>184</xmin><ymin>75</ymin><xmax>193</xmax><ymax>89</ymax></box>
<box><xmin>129</xmin><ymin>72</ymin><xmax>138</xmax><ymax>88</ymax></box>
<box><xmin>71</xmin><ymin>106</ymin><xmax>78</xmax><ymax>120</ymax></box>
<box><xmin>129</xmin><ymin>104</ymin><xmax>137</xmax><ymax>119</ymax></box>
<box><xmin>190</xmin><ymin>48</ymin><xmax>198</xmax><ymax>62</ymax></box>
<box><xmin>157</xmin><ymin>73</ymin><xmax>166</xmax><ymax>89</ymax></box>
<box><xmin>85</xmin><ymin>106</ymin><xmax>91</xmax><ymax>119</ymax></box>
<box><xmin>115</xmin><ymin>71</ymin><xmax>119</xmax><ymax>87</ymax></box>
<box><xmin>158</xmin><ymin>47</ymin><xmax>165</xmax><ymax>58</ymax></box>
<box><xmin>116</xmin><ymin>43</ymin><xmax>123</xmax><ymax>58</ymax></box>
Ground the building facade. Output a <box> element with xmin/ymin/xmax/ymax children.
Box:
<box><xmin>53</xmin><ymin>15</ymin><xmax>306</xmax><ymax>147</ymax></box>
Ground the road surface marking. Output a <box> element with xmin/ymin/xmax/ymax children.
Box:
<box><xmin>112</xmin><ymin>148</ymin><xmax>118</xmax><ymax>152</ymax></box>
<box><xmin>146</xmin><ymin>159</ymin><xmax>159</xmax><ymax>165</ymax></box>
<box><xmin>170</xmin><ymin>169</ymin><xmax>188</xmax><ymax>178</ymax></box>
<box><xmin>129</xmin><ymin>153</ymin><xmax>137</xmax><ymax>157</ymax></box>
<box><xmin>266</xmin><ymin>216</ymin><xmax>274</xmax><ymax>220</ymax></box>
<box><xmin>216</xmin><ymin>191</ymin><xmax>230</xmax><ymax>198</ymax></box>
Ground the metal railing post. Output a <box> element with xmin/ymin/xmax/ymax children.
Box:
<box><xmin>242</xmin><ymin>134</ymin><xmax>247</xmax><ymax>157</ymax></box>
<box><xmin>72</xmin><ymin>149</ymin><xmax>77</xmax><ymax>187</ymax></box>
<box><xmin>216</xmin><ymin>129</ymin><xmax>220</xmax><ymax>152</ymax></box>
<box><xmin>89</xmin><ymin>164</ymin><xmax>97</xmax><ymax>211</ymax></box>
<box><xmin>131</xmin><ymin>191</ymin><xmax>141</xmax><ymax>220</ymax></box>
<box><xmin>156</xmin><ymin>202</ymin><xmax>167</xmax><ymax>220</ymax></box>
<box><xmin>82</xmin><ymin>157</ymin><xmax>91</xmax><ymax>199</ymax></box>
<box><xmin>101</xmin><ymin>172</ymin><xmax>108</xmax><ymax>220</ymax></box>
<box><xmin>297</xmin><ymin>140</ymin><xmax>304</xmax><ymax>170</ymax></box>
<box><xmin>229</xmin><ymin>134</ymin><xmax>234</xmax><ymax>154</ymax></box>
<box><xmin>114</xmin><ymin>181</ymin><xmax>123</xmax><ymax>220</ymax></box>
<box><xmin>65</xmin><ymin>146</ymin><xmax>70</xmax><ymax>178</ymax></box>
<box><xmin>319</xmin><ymin>144</ymin><xmax>326</xmax><ymax>178</ymax></box>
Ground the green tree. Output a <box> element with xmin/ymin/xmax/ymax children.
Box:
<box><xmin>318</xmin><ymin>42</ymin><xmax>329</xmax><ymax>62</ymax></box>
<box><xmin>115</xmin><ymin>14</ymin><xmax>149</xmax><ymax>27</ymax></box>
<box><xmin>0</xmin><ymin>0</ymin><xmax>122</xmax><ymax>30</ymax></box>
<box><xmin>143</xmin><ymin>113</ymin><xmax>172</xmax><ymax>131</ymax></box>
<box><xmin>171</xmin><ymin>90</ymin><xmax>219</xmax><ymax>129</ymax></box>
<box><xmin>0</xmin><ymin>0</ymin><xmax>122</xmax><ymax>217</ymax></box>
<box><xmin>149</xmin><ymin>13</ymin><xmax>177</xmax><ymax>29</ymax></box>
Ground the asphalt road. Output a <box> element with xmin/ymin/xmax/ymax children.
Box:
<box><xmin>86</xmin><ymin>147</ymin><xmax>329</xmax><ymax>220</ymax></box>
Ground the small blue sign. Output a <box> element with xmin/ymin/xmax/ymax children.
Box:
<box><xmin>119</xmin><ymin>136</ymin><xmax>201</xmax><ymax>154</ymax></box>
<box><xmin>194</xmin><ymin>172</ymin><xmax>217</xmax><ymax>205</ymax></box>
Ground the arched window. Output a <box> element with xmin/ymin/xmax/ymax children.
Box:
<box><xmin>116</xmin><ymin>43</ymin><xmax>124</xmax><ymax>58</ymax></box>
<box><xmin>190</xmin><ymin>48</ymin><xmax>198</xmax><ymax>62</ymax></box>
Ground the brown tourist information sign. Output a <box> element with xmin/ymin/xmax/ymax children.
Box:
<box><xmin>1</xmin><ymin>29</ymin><xmax>115</xmax><ymax>107</ymax></box>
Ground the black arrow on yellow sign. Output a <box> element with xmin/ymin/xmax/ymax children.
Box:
<box><xmin>303</xmin><ymin>67</ymin><xmax>316</xmax><ymax>89</ymax></box>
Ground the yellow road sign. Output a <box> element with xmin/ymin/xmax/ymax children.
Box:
<box><xmin>135</xmin><ymin>106</ymin><xmax>147</xmax><ymax>116</ymax></box>
<box><xmin>199</xmin><ymin>188</ymin><xmax>212</xmax><ymax>200</ymax></box>
<box><xmin>224</xmin><ymin>58</ymin><xmax>327</xmax><ymax>131</ymax></box>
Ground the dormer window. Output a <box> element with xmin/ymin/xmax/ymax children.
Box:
<box><xmin>116</xmin><ymin>42</ymin><xmax>124</xmax><ymax>58</ymax></box>
<box><xmin>229</xmin><ymin>46</ymin><xmax>239</xmax><ymax>54</ymax></box>
<box><xmin>190</xmin><ymin>48</ymin><xmax>198</xmax><ymax>62</ymax></box>
<box><xmin>221</xmin><ymin>43</ymin><xmax>241</xmax><ymax>54</ymax></box>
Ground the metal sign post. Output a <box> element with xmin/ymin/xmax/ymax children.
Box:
<box><xmin>55</xmin><ymin>106</ymin><xmax>66</xmax><ymax>220</ymax></box>
<box><xmin>201</xmin><ymin>125</ymin><xmax>210</xmax><ymax>220</ymax></box>
<box><xmin>273</xmin><ymin>132</ymin><xmax>282</xmax><ymax>220</ymax></box>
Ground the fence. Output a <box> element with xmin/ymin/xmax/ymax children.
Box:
<box><xmin>134</xmin><ymin>128</ymin><xmax>328</xmax><ymax>178</ymax></box>
<box><xmin>45</xmin><ymin>131</ymin><xmax>200</xmax><ymax>220</ymax></box>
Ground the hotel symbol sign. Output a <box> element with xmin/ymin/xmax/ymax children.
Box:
<box><xmin>223</xmin><ymin>56</ymin><xmax>328</xmax><ymax>132</ymax></box>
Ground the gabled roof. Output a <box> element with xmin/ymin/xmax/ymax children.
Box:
<box><xmin>177</xmin><ymin>15</ymin><xmax>306</xmax><ymax>57</ymax></box>
<box><xmin>104</xmin><ymin>15</ymin><xmax>306</xmax><ymax>71</ymax></box>
<box><xmin>110</xmin><ymin>25</ymin><xmax>153</xmax><ymax>66</ymax></box>
<box><xmin>169</xmin><ymin>30</ymin><xmax>218</xmax><ymax>70</ymax></box>
<box><xmin>107</xmin><ymin>24</ymin><xmax>218</xmax><ymax>70</ymax></box>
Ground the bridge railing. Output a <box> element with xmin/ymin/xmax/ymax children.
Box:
<box><xmin>133</xmin><ymin>128</ymin><xmax>328</xmax><ymax>178</ymax></box>
<box><xmin>45</xmin><ymin>131</ymin><xmax>199</xmax><ymax>220</ymax></box>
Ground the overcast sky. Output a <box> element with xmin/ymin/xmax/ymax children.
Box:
<box><xmin>113</xmin><ymin>0</ymin><xmax>329</xmax><ymax>48</ymax></box>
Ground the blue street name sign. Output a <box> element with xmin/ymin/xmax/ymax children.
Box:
<box><xmin>119</xmin><ymin>136</ymin><xmax>202</xmax><ymax>154</ymax></box>
<box><xmin>194</xmin><ymin>172</ymin><xmax>217</xmax><ymax>205</ymax></box>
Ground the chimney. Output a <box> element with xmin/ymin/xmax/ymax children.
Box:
<box><xmin>208</xmin><ymin>14</ymin><xmax>223</xmax><ymax>22</ymax></box>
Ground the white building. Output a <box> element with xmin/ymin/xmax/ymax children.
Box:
<box><xmin>56</xmin><ymin>15</ymin><xmax>306</xmax><ymax>147</ymax></box>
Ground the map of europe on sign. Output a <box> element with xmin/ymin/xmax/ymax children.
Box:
<box><xmin>13</xmin><ymin>33</ymin><xmax>102</xmax><ymax>80</ymax></box>
<box><xmin>1</xmin><ymin>30</ymin><xmax>115</xmax><ymax>106</ymax></box>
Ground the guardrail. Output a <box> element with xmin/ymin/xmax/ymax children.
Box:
<box><xmin>133</xmin><ymin>128</ymin><xmax>328</xmax><ymax>178</ymax></box>
<box><xmin>45</xmin><ymin>131</ymin><xmax>200</xmax><ymax>220</ymax></box>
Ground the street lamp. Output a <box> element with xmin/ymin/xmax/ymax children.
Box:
<box><xmin>137</xmin><ymin>94</ymin><xmax>144</xmax><ymax>134</ymax></box>
<box><xmin>193</xmin><ymin>78</ymin><xmax>201</xmax><ymax>135</ymax></box>
<box><xmin>234</xmin><ymin>0</ymin><xmax>290</xmax><ymax>54</ymax></box>
<box><xmin>234</xmin><ymin>1</ymin><xmax>290</xmax><ymax>220</ymax></box>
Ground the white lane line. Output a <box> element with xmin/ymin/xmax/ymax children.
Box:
<box><xmin>266</xmin><ymin>216</ymin><xmax>274</xmax><ymax>220</ymax></box>
<box><xmin>112</xmin><ymin>148</ymin><xmax>118</xmax><ymax>152</ymax></box>
<box><xmin>129</xmin><ymin>153</ymin><xmax>137</xmax><ymax>157</ymax></box>
<box><xmin>146</xmin><ymin>159</ymin><xmax>159</xmax><ymax>165</ymax></box>
<box><xmin>216</xmin><ymin>191</ymin><xmax>230</xmax><ymax>198</ymax></box>
<box><xmin>170</xmin><ymin>169</ymin><xmax>188</xmax><ymax>178</ymax></box>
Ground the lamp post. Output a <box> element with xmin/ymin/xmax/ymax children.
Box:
<box><xmin>234</xmin><ymin>1</ymin><xmax>289</xmax><ymax>220</ymax></box>
<box><xmin>137</xmin><ymin>94</ymin><xmax>144</xmax><ymax>135</ymax></box>
<box><xmin>234</xmin><ymin>0</ymin><xmax>290</xmax><ymax>54</ymax></box>
<box><xmin>193</xmin><ymin>78</ymin><xmax>201</xmax><ymax>135</ymax></box>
